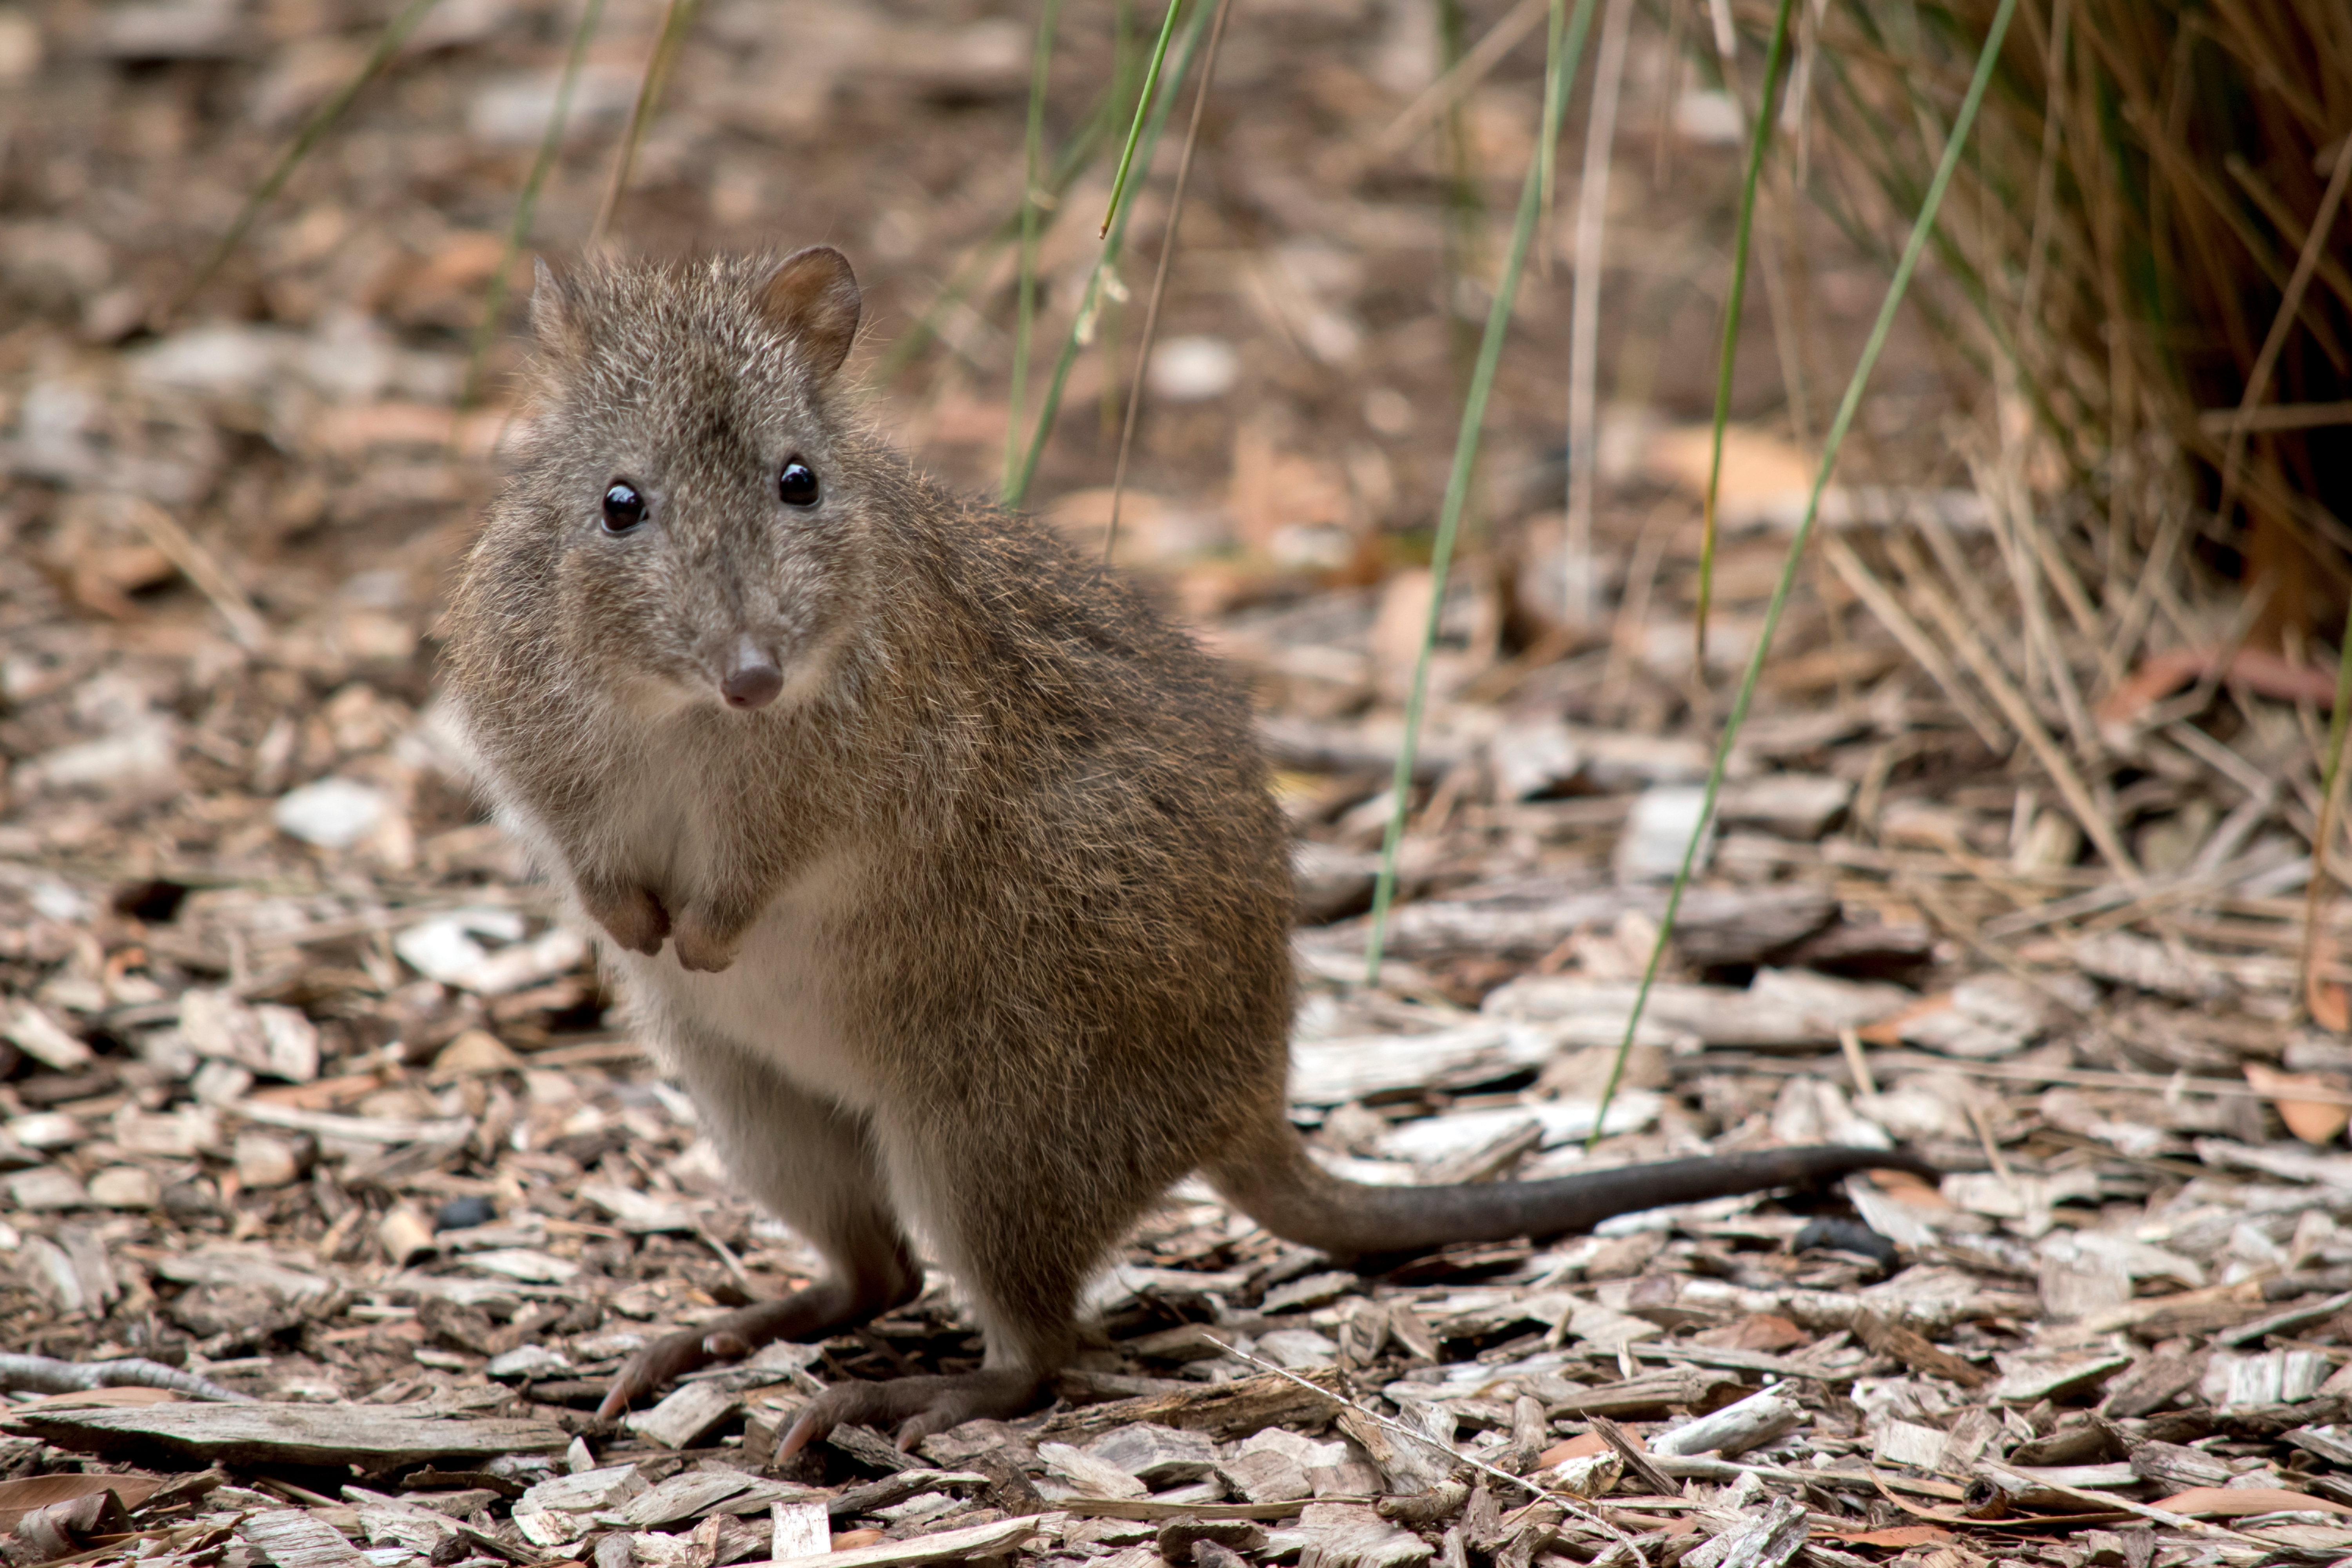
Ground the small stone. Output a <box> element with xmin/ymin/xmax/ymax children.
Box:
<box><xmin>434</xmin><ymin>1195</ymin><xmax>498</xmax><ymax>1231</ymax></box>
<box><xmin>394</xmin><ymin>908</ymin><xmax>526</xmax><ymax>985</ymax></box>
<box><xmin>1148</xmin><ymin>337</ymin><xmax>1238</xmax><ymax>403</ymax></box>
<box><xmin>189</xmin><ymin>1058</ymin><xmax>254</xmax><ymax>1105</ymax></box>
<box><xmin>1615</xmin><ymin>785</ymin><xmax>1715</xmax><ymax>884</ymax></box>
<box><xmin>273</xmin><ymin>776</ymin><xmax>391</xmax><ymax>849</ymax></box>
<box><xmin>87</xmin><ymin>1165</ymin><xmax>161</xmax><ymax>1209</ymax></box>
<box><xmin>1487</xmin><ymin>722</ymin><xmax>1582</xmax><ymax>802</ymax></box>
<box><xmin>233</xmin><ymin>1131</ymin><xmax>304</xmax><ymax>1188</ymax></box>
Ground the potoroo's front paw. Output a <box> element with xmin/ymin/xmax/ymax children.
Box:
<box><xmin>583</xmin><ymin>881</ymin><xmax>671</xmax><ymax>956</ymax></box>
<box><xmin>670</xmin><ymin>904</ymin><xmax>747</xmax><ymax>972</ymax></box>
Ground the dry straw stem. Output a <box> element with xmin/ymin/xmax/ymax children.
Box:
<box><xmin>462</xmin><ymin>0</ymin><xmax>608</xmax><ymax>416</ymax></box>
<box><xmin>1820</xmin><ymin>531</ymin><xmax>2005</xmax><ymax>753</ymax></box>
<box><xmin>1102</xmin><ymin>0</ymin><xmax>1237</xmax><ymax>556</ymax></box>
<box><xmin>1969</xmin><ymin>445</ymin><xmax>2100</xmax><ymax>759</ymax></box>
<box><xmin>589</xmin><ymin>0</ymin><xmax>702</xmax><ymax>247</ymax></box>
<box><xmin>1588</xmin><ymin>0</ymin><xmax>2023</xmax><ymax>1145</ymax></box>
<box><xmin>1690</xmin><ymin>0</ymin><xmax>1799</xmax><ymax>666</ymax></box>
<box><xmin>876</xmin><ymin>100</ymin><xmax>1120</xmax><ymax>385</ymax></box>
<box><xmin>167</xmin><ymin>0</ymin><xmax>445</xmax><ymax>323</ymax></box>
<box><xmin>1818</xmin><ymin>0</ymin><xmax>2352</xmax><ymax>653</ymax></box>
<box><xmin>1002</xmin><ymin>0</ymin><xmax>1069</xmax><ymax>502</ymax></box>
<box><xmin>2214</xmin><ymin>134</ymin><xmax>2352</xmax><ymax>539</ymax></box>
<box><xmin>2202</xmin><ymin>399</ymin><xmax>2352</xmax><ymax>436</ymax></box>
<box><xmin>1005</xmin><ymin>0</ymin><xmax>1216</xmax><ymax>508</ymax></box>
<box><xmin>1369</xmin><ymin>0</ymin><xmax>1548</xmax><ymax>160</ymax></box>
<box><xmin>2300</xmin><ymin>600</ymin><xmax>2352</xmax><ymax>1023</ymax></box>
<box><xmin>1884</xmin><ymin>528</ymin><xmax>2142</xmax><ymax>880</ymax></box>
<box><xmin>1560</xmin><ymin>0</ymin><xmax>1637</xmax><ymax>627</ymax></box>
<box><xmin>114</xmin><ymin>497</ymin><xmax>270</xmax><ymax>654</ymax></box>
<box><xmin>1366</xmin><ymin>0</ymin><xmax>1597</xmax><ymax>983</ymax></box>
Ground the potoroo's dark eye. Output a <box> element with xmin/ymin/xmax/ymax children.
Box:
<box><xmin>602</xmin><ymin>480</ymin><xmax>647</xmax><ymax>534</ymax></box>
<box><xmin>779</xmin><ymin>459</ymin><xmax>819</xmax><ymax>507</ymax></box>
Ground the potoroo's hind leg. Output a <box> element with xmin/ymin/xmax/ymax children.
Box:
<box><xmin>599</xmin><ymin>1029</ymin><xmax>919</xmax><ymax>1418</ymax></box>
<box><xmin>775</xmin><ymin>1109</ymin><xmax>1147</xmax><ymax>1453</ymax></box>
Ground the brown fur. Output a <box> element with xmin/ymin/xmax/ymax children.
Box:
<box><xmin>443</xmin><ymin>249</ymin><xmax>1935</xmax><ymax>1449</ymax></box>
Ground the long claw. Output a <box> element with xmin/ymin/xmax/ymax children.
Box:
<box><xmin>770</xmin><ymin>1369</ymin><xmax>1047</xmax><ymax>1463</ymax></box>
<box><xmin>596</xmin><ymin>1325</ymin><xmax>723</xmax><ymax>1421</ymax></box>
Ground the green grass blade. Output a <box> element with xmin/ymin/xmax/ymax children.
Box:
<box><xmin>589</xmin><ymin>0</ymin><xmax>702</xmax><ymax>245</ymax></box>
<box><xmin>1534</xmin><ymin>0</ymin><xmax>1575</xmax><ymax>223</ymax></box>
<box><xmin>461</xmin><ymin>0</ymin><xmax>609</xmax><ymax>416</ymax></box>
<box><xmin>1586</xmin><ymin>0</ymin><xmax>2023</xmax><ymax>1149</ymax></box>
<box><xmin>1364</xmin><ymin>0</ymin><xmax>1599</xmax><ymax>985</ymax></box>
<box><xmin>1098</xmin><ymin>0</ymin><xmax>1186</xmax><ymax>239</ymax></box>
<box><xmin>167</xmin><ymin>0</ymin><xmax>445</xmax><ymax>323</ymax></box>
<box><xmin>1693</xmin><ymin>0</ymin><xmax>1797</xmax><ymax>670</ymax></box>
<box><xmin>1005</xmin><ymin>0</ymin><xmax>1216</xmax><ymax>510</ymax></box>
<box><xmin>874</xmin><ymin>93</ymin><xmax>1118</xmax><ymax>385</ymax></box>
<box><xmin>1002</xmin><ymin>0</ymin><xmax>1068</xmax><ymax>501</ymax></box>
<box><xmin>1100</xmin><ymin>0</ymin><xmax>1235</xmax><ymax>560</ymax></box>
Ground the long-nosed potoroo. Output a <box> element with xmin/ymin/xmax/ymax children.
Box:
<box><xmin>441</xmin><ymin>247</ymin><xmax>1938</xmax><ymax>1452</ymax></box>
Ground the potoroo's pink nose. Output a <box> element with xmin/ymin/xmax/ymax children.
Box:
<box><xmin>722</xmin><ymin>638</ymin><xmax>783</xmax><ymax>710</ymax></box>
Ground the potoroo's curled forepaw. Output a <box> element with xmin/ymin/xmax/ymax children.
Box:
<box><xmin>583</xmin><ymin>881</ymin><xmax>671</xmax><ymax>957</ymax></box>
<box><xmin>670</xmin><ymin>904</ymin><xmax>748</xmax><ymax>972</ymax></box>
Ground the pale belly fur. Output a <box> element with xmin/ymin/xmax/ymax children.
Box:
<box><xmin>461</xmin><ymin>699</ymin><xmax>876</xmax><ymax>1114</ymax></box>
<box><xmin>607</xmin><ymin>853</ymin><xmax>875</xmax><ymax>1112</ymax></box>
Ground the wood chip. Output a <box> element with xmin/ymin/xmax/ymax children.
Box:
<box><xmin>622</xmin><ymin>1381</ymin><xmax>744</xmax><ymax>1449</ymax></box>
<box><xmin>1294</xmin><ymin>1501</ymin><xmax>1435</xmax><ymax>1568</ymax></box>
<box><xmin>769</xmin><ymin>1510</ymin><xmax>1050</xmax><ymax>1568</ymax></box>
<box><xmin>9</xmin><ymin>1401</ymin><xmax>569</xmax><ymax>1466</ymax></box>
<box><xmin>236</xmin><ymin>1508</ymin><xmax>368</xmax><ymax>1568</ymax></box>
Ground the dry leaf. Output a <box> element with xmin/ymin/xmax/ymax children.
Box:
<box><xmin>1816</xmin><ymin>1525</ymin><xmax>1958</xmax><ymax>1548</ymax></box>
<box><xmin>2244</xmin><ymin>1063</ymin><xmax>2352</xmax><ymax>1145</ymax></box>
<box><xmin>1857</xmin><ymin>992</ymin><xmax>1954</xmax><ymax>1046</ymax></box>
<box><xmin>2154</xmin><ymin>1487</ymin><xmax>2352</xmax><ymax>1519</ymax></box>
<box><xmin>2096</xmin><ymin>646</ymin><xmax>2339</xmax><ymax>736</ymax></box>
<box><xmin>0</xmin><ymin>1473</ymin><xmax>161</xmax><ymax>1530</ymax></box>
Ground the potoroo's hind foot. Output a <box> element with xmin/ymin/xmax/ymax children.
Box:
<box><xmin>596</xmin><ymin>1275</ymin><xmax>913</xmax><ymax>1421</ymax></box>
<box><xmin>776</xmin><ymin>1368</ymin><xmax>1049</xmax><ymax>1457</ymax></box>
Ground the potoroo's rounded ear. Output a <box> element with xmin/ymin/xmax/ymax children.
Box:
<box><xmin>529</xmin><ymin>255</ymin><xmax>590</xmax><ymax>358</ymax></box>
<box><xmin>755</xmin><ymin>246</ymin><xmax>862</xmax><ymax>384</ymax></box>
